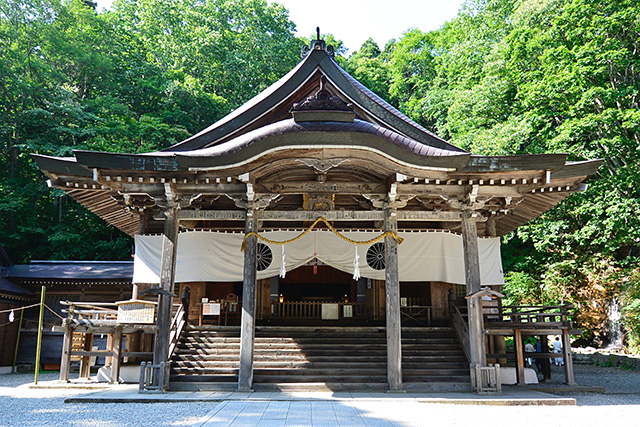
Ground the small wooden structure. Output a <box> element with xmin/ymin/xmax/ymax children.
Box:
<box><xmin>34</xmin><ymin>36</ymin><xmax>600</xmax><ymax>392</ymax></box>
<box><xmin>484</xmin><ymin>304</ymin><xmax>578</xmax><ymax>385</ymax></box>
<box><xmin>56</xmin><ymin>301</ymin><xmax>156</xmax><ymax>384</ymax></box>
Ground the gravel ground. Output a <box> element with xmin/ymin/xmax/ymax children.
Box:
<box><xmin>0</xmin><ymin>373</ymin><xmax>214</xmax><ymax>427</ymax></box>
<box><xmin>1</xmin><ymin>366</ymin><xmax>639</xmax><ymax>427</ymax></box>
<box><xmin>502</xmin><ymin>362</ymin><xmax>640</xmax><ymax>409</ymax></box>
<box><xmin>548</xmin><ymin>363</ymin><xmax>640</xmax><ymax>406</ymax></box>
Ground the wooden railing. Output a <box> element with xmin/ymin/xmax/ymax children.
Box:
<box><xmin>400</xmin><ymin>305</ymin><xmax>432</xmax><ymax>326</ymax></box>
<box><xmin>139</xmin><ymin>361</ymin><xmax>170</xmax><ymax>393</ymax></box>
<box><xmin>61</xmin><ymin>301</ymin><xmax>119</xmax><ymax>325</ymax></box>
<box><xmin>168</xmin><ymin>304</ymin><xmax>186</xmax><ymax>359</ymax></box>
<box><xmin>450</xmin><ymin>304</ymin><xmax>470</xmax><ymax>362</ymax></box>
<box><xmin>272</xmin><ymin>301</ymin><xmax>365</xmax><ymax>318</ymax></box>
<box><xmin>61</xmin><ymin>300</ymin><xmax>162</xmax><ymax>326</ymax></box>
<box><xmin>483</xmin><ymin>304</ymin><xmax>571</xmax><ymax>326</ymax></box>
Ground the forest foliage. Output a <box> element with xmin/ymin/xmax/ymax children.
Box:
<box><xmin>1</xmin><ymin>0</ymin><xmax>639</xmax><ymax>350</ymax></box>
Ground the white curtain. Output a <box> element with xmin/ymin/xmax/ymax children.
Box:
<box><xmin>133</xmin><ymin>230</ymin><xmax>504</xmax><ymax>285</ymax></box>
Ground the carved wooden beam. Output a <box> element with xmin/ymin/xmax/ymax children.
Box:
<box><xmin>178</xmin><ymin>210</ymin><xmax>475</xmax><ymax>222</ymax></box>
<box><xmin>120</xmin><ymin>182</ymin><xmax>246</xmax><ymax>195</ymax></box>
<box><xmin>260</xmin><ymin>181</ymin><xmax>387</xmax><ymax>195</ymax></box>
<box><xmin>396</xmin><ymin>183</ymin><xmax>532</xmax><ymax>198</ymax></box>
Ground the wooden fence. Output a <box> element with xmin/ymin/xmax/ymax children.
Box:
<box><xmin>272</xmin><ymin>301</ymin><xmax>365</xmax><ymax>319</ymax></box>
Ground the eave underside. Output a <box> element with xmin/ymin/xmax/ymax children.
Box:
<box><xmin>36</xmin><ymin>149</ymin><xmax>599</xmax><ymax>238</ymax></box>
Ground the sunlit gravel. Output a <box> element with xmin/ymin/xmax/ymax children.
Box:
<box><xmin>0</xmin><ymin>373</ymin><xmax>214</xmax><ymax>427</ymax></box>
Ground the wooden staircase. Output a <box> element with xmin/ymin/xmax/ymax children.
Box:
<box><xmin>169</xmin><ymin>326</ymin><xmax>471</xmax><ymax>391</ymax></box>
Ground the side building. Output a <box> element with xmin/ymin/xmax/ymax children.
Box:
<box><xmin>0</xmin><ymin>250</ymin><xmax>134</xmax><ymax>372</ymax></box>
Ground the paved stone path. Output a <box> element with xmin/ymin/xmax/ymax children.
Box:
<box><xmin>192</xmin><ymin>397</ymin><xmax>638</xmax><ymax>427</ymax></box>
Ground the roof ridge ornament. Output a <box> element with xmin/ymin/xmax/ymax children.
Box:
<box><xmin>301</xmin><ymin>27</ymin><xmax>335</xmax><ymax>58</ymax></box>
<box><xmin>292</xmin><ymin>76</ymin><xmax>353</xmax><ymax>113</ymax></box>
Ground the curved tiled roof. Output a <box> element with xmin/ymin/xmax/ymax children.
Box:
<box><xmin>332</xmin><ymin>62</ymin><xmax>455</xmax><ymax>151</ymax></box>
<box><xmin>165</xmin><ymin>47</ymin><xmax>466</xmax><ymax>154</ymax></box>
<box><xmin>182</xmin><ymin>118</ymin><xmax>464</xmax><ymax>159</ymax></box>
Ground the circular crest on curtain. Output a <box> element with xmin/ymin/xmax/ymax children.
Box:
<box><xmin>366</xmin><ymin>242</ymin><xmax>385</xmax><ymax>270</ymax></box>
<box><xmin>256</xmin><ymin>243</ymin><xmax>273</xmax><ymax>271</ymax></box>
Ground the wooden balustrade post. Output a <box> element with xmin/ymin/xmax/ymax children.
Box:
<box><xmin>238</xmin><ymin>208</ymin><xmax>258</xmax><ymax>392</ymax></box>
<box><xmin>79</xmin><ymin>333</ymin><xmax>94</xmax><ymax>379</ymax></box>
<box><xmin>106</xmin><ymin>333</ymin><xmax>114</xmax><ymax>367</ymax></box>
<box><xmin>111</xmin><ymin>327</ymin><xmax>123</xmax><ymax>384</ymax></box>
<box><xmin>562</xmin><ymin>328</ymin><xmax>576</xmax><ymax>385</ymax></box>
<box><xmin>514</xmin><ymin>329</ymin><xmax>526</xmax><ymax>386</ymax></box>
<box><xmin>59</xmin><ymin>326</ymin><xmax>73</xmax><ymax>382</ymax></box>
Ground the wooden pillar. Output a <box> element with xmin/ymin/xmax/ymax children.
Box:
<box><xmin>461</xmin><ymin>208</ymin><xmax>486</xmax><ymax>368</ymax></box>
<box><xmin>79</xmin><ymin>333</ymin><xmax>94</xmax><ymax>379</ymax></box>
<box><xmin>514</xmin><ymin>329</ymin><xmax>526</xmax><ymax>386</ymax></box>
<box><xmin>59</xmin><ymin>326</ymin><xmax>73</xmax><ymax>382</ymax></box>
<box><xmin>384</xmin><ymin>207</ymin><xmax>403</xmax><ymax>391</ymax></box>
<box><xmin>106</xmin><ymin>333</ymin><xmax>114</xmax><ymax>366</ymax></box>
<box><xmin>540</xmin><ymin>335</ymin><xmax>551</xmax><ymax>380</ymax></box>
<box><xmin>562</xmin><ymin>329</ymin><xmax>576</xmax><ymax>385</ymax></box>
<box><xmin>494</xmin><ymin>335</ymin><xmax>507</xmax><ymax>366</ymax></box>
<box><xmin>128</xmin><ymin>331</ymin><xmax>141</xmax><ymax>364</ymax></box>
<box><xmin>238</xmin><ymin>208</ymin><xmax>258</xmax><ymax>391</ymax></box>
<box><xmin>153</xmin><ymin>207</ymin><xmax>179</xmax><ymax>367</ymax></box>
<box><xmin>486</xmin><ymin>214</ymin><xmax>497</xmax><ymax>238</ymax></box>
<box><xmin>111</xmin><ymin>327</ymin><xmax>123</xmax><ymax>384</ymax></box>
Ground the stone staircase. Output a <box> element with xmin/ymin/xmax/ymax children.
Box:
<box><xmin>169</xmin><ymin>326</ymin><xmax>471</xmax><ymax>391</ymax></box>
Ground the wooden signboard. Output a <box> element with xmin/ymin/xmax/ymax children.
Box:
<box><xmin>202</xmin><ymin>303</ymin><xmax>221</xmax><ymax>316</ymax></box>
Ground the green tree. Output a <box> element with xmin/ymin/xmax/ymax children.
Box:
<box><xmin>0</xmin><ymin>0</ymin><xmax>302</xmax><ymax>262</ymax></box>
<box><xmin>344</xmin><ymin>38</ymin><xmax>392</xmax><ymax>100</ymax></box>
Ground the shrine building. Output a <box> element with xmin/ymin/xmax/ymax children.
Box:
<box><xmin>33</xmin><ymin>37</ymin><xmax>601</xmax><ymax>393</ymax></box>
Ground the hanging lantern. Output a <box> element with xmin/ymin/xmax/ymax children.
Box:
<box><xmin>9</xmin><ymin>309</ymin><xmax>15</xmax><ymax>323</ymax></box>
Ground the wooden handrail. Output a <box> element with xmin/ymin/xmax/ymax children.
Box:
<box><xmin>483</xmin><ymin>304</ymin><xmax>574</xmax><ymax>326</ymax></box>
<box><xmin>451</xmin><ymin>304</ymin><xmax>471</xmax><ymax>362</ymax></box>
<box><xmin>168</xmin><ymin>304</ymin><xmax>186</xmax><ymax>359</ymax></box>
<box><xmin>61</xmin><ymin>301</ymin><xmax>118</xmax><ymax>308</ymax></box>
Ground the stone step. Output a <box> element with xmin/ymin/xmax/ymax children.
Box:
<box><xmin>171</xmin><ymin>354</ymin><xmax>468</xmax><ymax>363</ymax></box>
<box><xmin>171</xmin><ymin>366</ymin><xmax>469</xmax><ymax>378</ymax></box>
<box><xmin>175</xmin><ymin>343</ymin><xmax>464</xmax><ymax>352</ymax></box>
<box><xmin>186</xmin><ymin>328</ymin><xmax>454</xmax><ymax>334</ymax></box>
<box><xmin>405</xmin><ymin>375</ymin><xmax>471</xmax><ymax>383</ymax></box>
<box><xmin>168</xmin><ymin>380</ymin><xmax>389</xmax><ymax>392</ymax></box>
<box><xmin>171</xmin><ymin>360</ymin><xmax>468</xmax><ymax>370</ymax></box>
<box><xmin>169</xmin><ymin>327</ymin><xmax>469</xmax><ymax>387</ymax></box>
<box><xmin>174</xmin><ymin>348</ymin><xmax>464</xmax><ymax>359</ymax></box>
<box><xmin>182</xmin><ymin>336</ymin><xmax>458</xmax><ymax>346</ymax></box>
<box><xmin>255</xmin><ymin>375</ymin><xmax>389</xmax><ymax>383</ymax></box>
<box><xmin>253</xmin><ymin>382</ymin><xmax>390</xmax><ymax>392</ymax></box>
<box><xmin>168</xmin><ymin>380</ymin><xmax>472</xmax><ymax>392</ymax></box>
